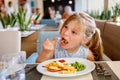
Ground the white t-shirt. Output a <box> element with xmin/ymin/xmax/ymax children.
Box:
<box><xmin>54</xmin><ymin>37</ymin><xmax>89</xmax><ymax>59</ymax></box>
<box><xmin>24</xmin><ymin>3</ymin><xmax>32</xmax><ymax>23</ymax></box>
<box><xmin>7</xmin><ymin>6</ymin><xmax>14</xmax><ymax>15</ymax></box>
<box><xmin>24</xmin><ymin>3</ymin><xmax>31</xmax><ymax>16</ymax></box>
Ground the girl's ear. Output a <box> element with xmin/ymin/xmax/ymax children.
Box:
<box><xmin>81</xmin><ymin>37</ymin><xmax>90</xmax><ymax>45</ymax></box>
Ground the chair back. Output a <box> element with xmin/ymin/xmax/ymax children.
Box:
<box><xmin>37</xmin><ymin>31</ymin><xmax>59</xmax><ymax>54</ymax></box>
<box><xmin>0</xmin><ymin>31</ymin><xmax>21</xmax><ymax>55</ymax></box>
<box><xmin>40</xmin><ymin>19</ymin><xmax>57</xmax><ymax>26</ymax></box>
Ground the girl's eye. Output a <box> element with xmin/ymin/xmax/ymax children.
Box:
<box><xmin>72</xmin><ymin>31</ymin><xmax>77</xmax><ymax>34</ymax></box>
<box><xmin>64</xmin><ymin>26</ymin><xmax>68</xmax><ymax>29</ymax></box>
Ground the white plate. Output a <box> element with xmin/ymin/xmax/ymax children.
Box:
<box><xmin>36</xmin><ymin>58</ymin><xmax>95</xmax><ymax>77</ymax></box>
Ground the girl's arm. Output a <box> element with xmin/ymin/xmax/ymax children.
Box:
<box><xmin>36</xmin><ymin>38</ymin><xmax>56</xmax><ymax>63</ymax></box>
<box><xmin>87</xmin><ymin>49</ymin><xmax>95</xmax><ymax>61</ymax></box>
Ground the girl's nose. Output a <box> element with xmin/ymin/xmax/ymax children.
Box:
<box><xmin>64</xmin><ymin>30</ymin><xmax>70</xmax><ymax>36</ymax></box>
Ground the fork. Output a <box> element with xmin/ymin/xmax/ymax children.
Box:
<box><xmin>95</xmin><ymin>63</ymin><xmax>112</xmax><ymax>80</ymax></box>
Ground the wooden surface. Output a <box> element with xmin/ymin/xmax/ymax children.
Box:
<box><xmin>102</xmin><ymin>22</ymin><xmax>120</xmax><ymax>60</ymax></box>
<box><xmin>21</xmin><ymin>31</ymin><xmax>39</xmax><ymax>58</ymax></box>
<box><xmin>96</xmin><ymin>20</ymin><xmax>120</xmax><ymax>60</ymax></box>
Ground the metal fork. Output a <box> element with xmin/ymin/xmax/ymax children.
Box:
<box><xmin>95</xmin><ymin>63</ymin><xmax>112</xmax><ymax>80</ymax></box>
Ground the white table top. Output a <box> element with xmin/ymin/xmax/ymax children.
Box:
<box><xmin>30</xmin><ymin>24</ymin><xmax>46</xmax><ymax>30</ymax></box>
<box><xmin>21</xmin><ymin>31</ymin><xmax>35</xmax><ymax>37</ymax></box>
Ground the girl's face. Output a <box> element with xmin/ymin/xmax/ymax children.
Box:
<box><xmin>60</xmin><ymin>20</ymin><xmax>85</xmax><ymax>53</ymax></box>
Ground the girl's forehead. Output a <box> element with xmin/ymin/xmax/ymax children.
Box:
<box><xmin>67</xmin><ymin>21</ymin><xmax>84</xmax><ymax>31</ymax></box>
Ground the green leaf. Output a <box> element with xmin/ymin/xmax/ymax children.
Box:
<box><xmin>25</xmin><ymin>15</ymin><xmax>32</xmax><ymax>30</ymax></box>
<box><xmin>35</xmin><ymin>13</ymin><xmax>40</xmax><ymax>21</ymax></box>
<box><xmin>11</xmin><ymin>18</ymin><xmax>16</xmax><ymax>27</ymax></box>
<box><xmin>10</xmin><ymin>13</ymin><xmax>17</xmax><ymax>27</ymax></box>
<box><xmin>0</xmin><ymin>14</ymin><xmax>6</xmax><ymax>28</ymax></box>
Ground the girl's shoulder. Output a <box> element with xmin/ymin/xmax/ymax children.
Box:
<box><xmin>82</xmin><ymin>45</ymin><xmax>95</xmax><ymax>61</ymax></box>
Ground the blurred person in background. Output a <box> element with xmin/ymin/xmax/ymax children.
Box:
<box><xmin>22</xmin><ymin>0</ymin><xmax>31</xmax><ymax>16</ymax></box>
<box><xmin>54</xmin><ymin>11</ymin><xmax>62</xmax><ymax>24</ymax></box>
<box><xmin>32</xmin><ymin>8</ymin><xmax>43</xmax><ymax>25</ymax></box>
<box><xmin>62</xmin><ymin>5</ymin><xmax>74</xmax><ymax>19</ymax></box>
<box><xmin>49</xmin><ymin>6</ymin><xmax>55</xmax><ymax>19</ymax></box>
<box><xmin>58</xmin><ymin>5</ymin><xmax>64</xmax><ymax>15</ymax></box>
<box><xmin>22</xmin><ymin>0</ymin><xmax>32</xmax><ymax>23</ymax></box>
<box><xmin>6</xmin><ymin>1</ymin><xmax>14</xmax><ymax>16</ymax></box>
<box><xmin>0</xmin><ymin>4</ymin><xmax>7</xmax><ymax>17</ymax></box>
<box><xmin>43</xmin><ymin>7</ymin><xmax>55</xmax><ymax>19</ymax></box>
<box><xmin>31</xmin><ymin>7</ymin><xmax>35</xmax><ymax>14</ymax></box>
<box><xmin>55</xmin><ymin>11</ymin><xmax>62</xmax><ymax>19</ymax></box>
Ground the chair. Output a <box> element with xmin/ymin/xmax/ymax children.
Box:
<box><xmin>0</xmin><ymin>31</ymin><xmax>26</xmax><ymax>62</ymax></box>
<box><xmin>37</xmin><ymin>31</ymin><xmax>59</xmax><ymax>54</ymax></box>
<box><xmin>40</xmin><ymin>19</ymin><xmax>57</xmax><ymax>26</ymax></box>
<box><xmin>25</xmin><ymin>31</ymin><xmax>59</xmax><ymax>63</ymax></box>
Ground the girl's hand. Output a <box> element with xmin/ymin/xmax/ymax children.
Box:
<box><xmin>42</xmin><ymin>38</ymin><xmax>56</xmax><ymax>52</ymax></box>
<box><xmin>36</xmin><ymin>38</ymin><xmax>56</xmax><ymax>63</ymax></box>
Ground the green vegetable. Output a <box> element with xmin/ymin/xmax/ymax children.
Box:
<box><xmin>71</xmin><ymin>61</ymin><xmax>86</xmax><ymax>71</ymax></box>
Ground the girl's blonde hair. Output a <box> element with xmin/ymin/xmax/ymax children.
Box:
<box><xmin>60</xmin><ymin>12</ymin><xmax>103</xmax><ymax>61</ymax></box>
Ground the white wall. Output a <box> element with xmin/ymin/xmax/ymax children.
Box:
<box><xmin>87</xmin><ymin>0</ymin><xmax>104</xmax><ymax>13</ymax></box>
<box><xmin>75</xmin><ymin>0</ymin><xmax>87</xmax><ymax>12</ymax></box>
<box><xmin>75</xmin><ymin>0</ymin><xmax>104</xmax><ymax>13</ymax></box>
<box><xmin>108</xmin><ymin>0</ymin><xmax>120</xmax><ymax>10</ymax></box>
<box><xmin>36</xmin><ymin>0</ymin><xmax>43</xmax><ymax>12</ymax></box>
<box><xmin>74</xmin><ymin>0</ymin><xmax>82</xmax><ymax>12</ymax></box>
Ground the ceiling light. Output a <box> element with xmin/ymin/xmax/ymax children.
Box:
<box><xmin>51</xmin><ymin>0</ymin><xmax>55</xmax><ymax>3</ymax></box>
<box><xmin>69</xmin><ymin>0</ymin><xmax>72</xmax><ymax>4</ymax></box>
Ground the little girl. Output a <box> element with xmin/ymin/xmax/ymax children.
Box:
<box><xmin>36</xmin><ymin>12</ymin><xmax>103</xmax><ymax>63</ymax></box>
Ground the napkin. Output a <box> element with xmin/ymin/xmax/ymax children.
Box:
<box><xmin>41</xmin><ymin>73</ymin><xmax>93</xmax><ymax>80</ymax></box>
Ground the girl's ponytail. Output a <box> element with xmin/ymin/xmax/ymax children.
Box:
<box><xmin>86</xmin><ymin>28</ymin><xmax>103</xmax><ymax>61</ymax></box>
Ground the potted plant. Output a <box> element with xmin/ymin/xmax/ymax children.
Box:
<box><xmin>112</xmin><ymin>3</ymin><xmax>120</xmax><ymax>22</ymax></box>
<box><xmin>89</xmin><ymin>10</ymin><xmax>100</xmax><ymax>19</ymax></box>
<box><xmin>33</xmin><ymin>13</ymin><xmax>40</xmax><ymax>25</ymax></box>
<box><xmin>99</xmin><ymin>10</ymin><xmax>111</xmax><ymax>20</ymax></box>
<box><xmin>16</xmin><ymin>7</ymin><xmax>32</xmax><ymax>32</ymax></box>
<box><xmin>17</xmin><ymin>7</ymin><xmax>40</xmax><ymax>31</ymax></box>
<box><xmin>0</xmin><ymin>13</ymin><xmax>16</xmax><ymax>29</ymax></box>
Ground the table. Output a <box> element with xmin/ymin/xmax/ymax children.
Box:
<box><xmin>30</xmin><ymin>24</ymin><xmax>46</xmax><ymax>30</ymax></box>
<box><xmin>25</xmin><ymin>61</ymin><xmax>120</xmax><ymax>80</ymax></box>
<box><xmin>21</xmin><ymin>31</ymin><xmax>35</xmax><ymax>37</ymax></box>
<box><xmin>21</xmin><ymin>31</ymin><xmax>38</xmax><ymax>58</ymax></box>
<box><xmin>30</xmin><ymin>24</ymin><xmax>59</xmax><ymax>31</ymax></box>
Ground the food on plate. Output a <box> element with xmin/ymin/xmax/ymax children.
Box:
<box><xmin>43</xmin><ymin>60</ymin><xmax>86</xmax><ymax>74</ymax></box>
<box><xmin>71</xmin><ymin>61</ymin><xmax>86</xmax><ymax>71</ymax></box>
<box><xmin>58</xmin><ymin>59</ymin><xmax>65</xmax><ymax>63</ymax></box>
<box><xmin>59</xmin><ymin>65</ymin><xmax>77</xmax><ymax>74</ymax></box>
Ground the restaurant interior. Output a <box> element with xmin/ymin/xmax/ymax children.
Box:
<box><xmin>0</xmin><ymin>0</ymin><xmax>120</xmax><ymax>80</ymax></box>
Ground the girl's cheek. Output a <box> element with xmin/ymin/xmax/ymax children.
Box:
<box><xmin>60</xmin><ymin>30</ymin><xmax>64</xmax><ymax>35</ymax></box>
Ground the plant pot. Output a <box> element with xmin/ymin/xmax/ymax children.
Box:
<box><xmin>113</xmin><ymin>16</ymin><xmax>117</xmax><ymax>22</ymax></box>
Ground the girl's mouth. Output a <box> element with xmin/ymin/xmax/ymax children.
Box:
<box><xmin>61</xmin><ymin>37</ymin><xmax>68</xmax><ymax>44</ymax></box>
